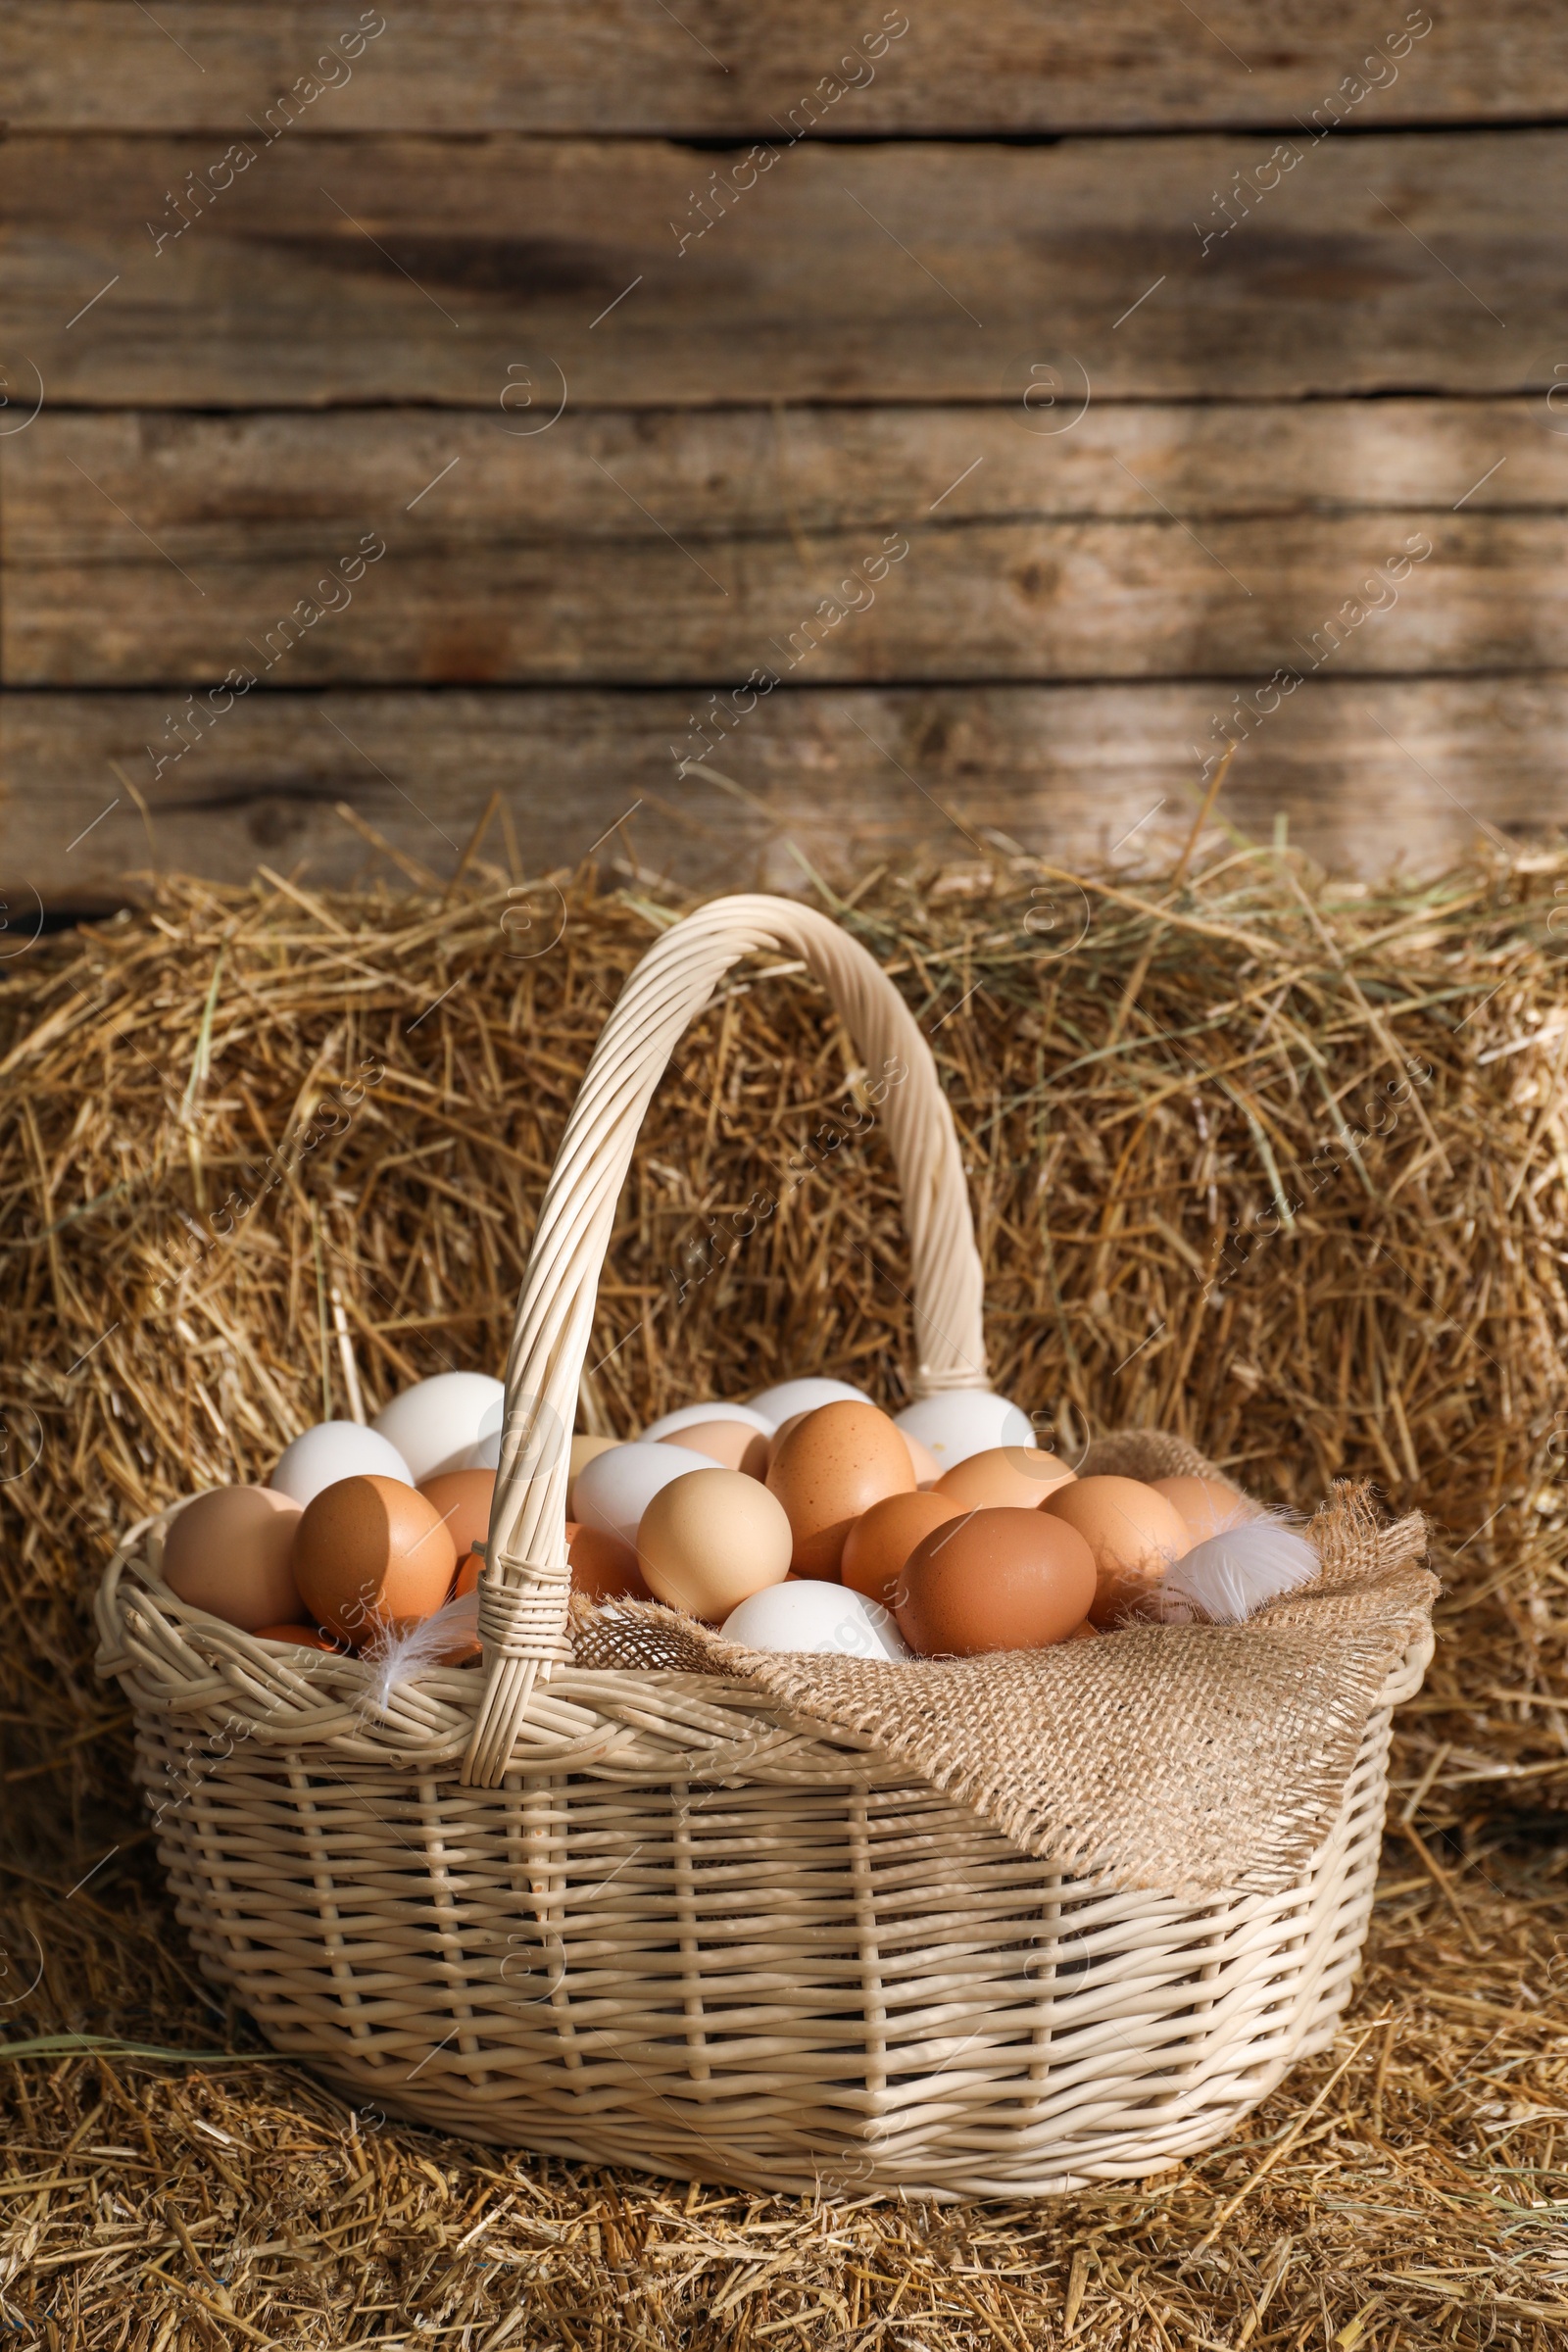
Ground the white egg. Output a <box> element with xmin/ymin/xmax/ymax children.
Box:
<box><xmin>640</xmin><ymin>1399</ymin><xmax>775</xmax><ymax>1442</ymax></box>
<box><xmin>894</xmin><ymin>1391</ymin><xmax>1035</xmax><ymax>1469</ymax></box>
<box><xmin>746</xmin><ymin>1376</ymin><xmax>869</xmax><ymax>1428</ymax></box>
<box><xmin>721</xmin><ymin>1580</ymin><xmax>910</xmax><ymax>1660</ymax></box>
<box><xmin>270</xmin><ymin>1421</ymin><xmax>415</xmax><ymax>1508</ymax></box>
<box><xmin>460</xmin><ymin>1396</ymin><xmax>506</xmax><ymax>1471</ymax></box>
<box><xmin>371</xmin><ymin>1372</ymin><xmax>506</xmax><ymax>1482</ymax></box>
<box><xmin>573</xmin><ymin>1441</ymin><xmax>714</xmax><ymax>1548</ymax></box>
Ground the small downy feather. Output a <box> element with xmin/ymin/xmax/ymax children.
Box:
<box><xmin>1147</xmin><ymin>1518</ymin><xmax>1320</xmax><ymax>1626</ymax></box>
<box><xmin>361</xmin><ymin>1590</ymin><xmax>479</xmax><ymax>1710</ymax></box>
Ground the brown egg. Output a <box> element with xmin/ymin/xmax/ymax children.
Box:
<box><xmin>161</xmin><ymin>1485</ymin><xmax>306</xmax><ymax>1632</ymax></box>
<box><xmin>290</xmin><ymin>1474</ymin><xmax>458</xmax><ymax>1643</ymax></box>
<box><xmin>416</xmin><ymin>1469</ymin><xmax>496</xmax><ymax>1575</ymax></box>
<box><xmin>764</xmin><ymin>1410</ymin><xmax>811</xmax><ymax>1470</ymax></box>
<box><xmin>255</xmin><ymin>1622</ymin><xmax>352</xmax><ymax>1654</ymax></box>
<box><xmin>451</xmin><ymin>1516</ymin><xmax>649</xmax><ymax>1608</ymax></box>
<box><xmin>570</xmin><ymin>1521</ymin><xmax>654</xmax><ymax>1602</ymax></box>
<box><xmin>841</xmin><ymin>1491</ymin><xmax>962</xmax><ymax>1607</ymax></box>
<box><xmin>1065</xmin><ymin>1618</ymin><xmax>1099</xmax><ymax>1642</ymax></box>
<box><xmin>637</xmin><ymin>1468</ymin><xmax>793</xmax><ymax>1618</ymax></box>
<box><xmin>900</xmin><ymin>1429</ymin><xmax>943</xmax><ymax>1488</ymax></box>
<box><xmin>765</xmin><ymin>1401</ymin><xmax>916</xmax><ymax>1579</ymax></box>
<box><xmin>1040</xmin><ymin>1476</ymin><xmax>1192</xmax><ymax>1628</ymax></box>
<box><xmin>934</xmin><ymin>1446</ymin><xmax>1076</xmax><ymax>1513</ymax></box>
<box><xmin>896</xmin><ymin>1508</ymin><xmax>1096</xmax><ymax>1657</ymax></box>
<box><xmin>1149</xmin><ymin>1474</ymin><xmax>1254</xmax><ymax>1544</ymax></box>
<box><xmin>449</xmin><ymin>1539</ymin><xmax>485</xmax><ymax>1675</ymax></box>
<box><xmin>567</xmin><ymin>1433</ymin><xmax>620</xmax><ymax>1516</ymax></box>
<box><xmin>660</xmin><ymin>1419</ymin><xmax>770</xmax><ymax>1478</ymax></box>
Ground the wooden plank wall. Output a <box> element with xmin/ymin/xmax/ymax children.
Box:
<box><xmin>2</xmin><ymin>2</ymin><xmax>1566</xmax><ymax>906</ymax></box>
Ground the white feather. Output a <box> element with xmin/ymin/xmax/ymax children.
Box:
<box><xmin>1147</xmin><ymin>1519</ymin><xmax>1319</xmax><ymax>1625</ymax></box>
<box><xmin>360</xmin><ymin>1591</ymin><xmax>479</xmax><ymax>1709</ymax></box>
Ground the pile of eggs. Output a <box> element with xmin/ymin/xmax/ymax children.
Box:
<box><xmin>159</xmin><ymin>1371</ymin><xmax>509</xmax><ymax>1658</ymax></box>
<box><xmin>157</xmin><ymin>1367</ymin><xmax>1251</xmax><ymax>1665</ymax></box>
<box><xmin>571</xmin><ymin>1377</ymin><xmax>1248</xmax><ymax>1660</ymax></box>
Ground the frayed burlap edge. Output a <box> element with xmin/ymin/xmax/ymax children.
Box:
<box><xmin>569</xmin><ymin>1439</ymin><xmax>1437</xmax><ymax>1898</ymax></box>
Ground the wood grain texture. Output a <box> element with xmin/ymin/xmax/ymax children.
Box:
<box><xmin>5</xmin><ymin>4</ymin><xmax>1560</xmax><ymax>133</ymax></box>
<box><xmin>7</xmin><ymin>131</ymin><xmax>1564</xmax><ymax>407</ymax></box>
<box><xmin>8</xmin><ymin>406</ymin><xmax>1558</xmax><ymax>687</ymax></box>
<box><xmin>4</xmin><ymin>679</ymin><xmax>1558</xmax><ymax>909</ymax></box>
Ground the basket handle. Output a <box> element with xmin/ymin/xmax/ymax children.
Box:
<box><xmin>462</xmin><ymin>892</ymin><xmax>987</xmax><ymax>1785</ymax></box>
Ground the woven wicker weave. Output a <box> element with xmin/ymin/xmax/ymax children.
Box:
<box><xmin>97</xmin><ymin>895</ymin><xmax>1430</xmax><ymax>2195</ymax></box>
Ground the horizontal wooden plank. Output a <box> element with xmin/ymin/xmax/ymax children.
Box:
<box><xmin>8</xmin><ymin>406</ymin><xmax>1560</xmax><ymax>687</ymax></box>
<box><xmin>3</xmin><ymin>679</ymin><xmax>1561</xmax><ymax>907</ymax></box>
<box><xmin>6</xmin><ymin>4</ymin><xmax>1562</xmax><ymax>132</ymax></box>
<box><xmin>14</xmin><ymin>401</ymin><xmax>1562</xmax><ymax>541</ymax></box>
<box><xmin>6</xmin><ymin>132</ymin><xmax>1564</xmax><ymax>405</ymax></box>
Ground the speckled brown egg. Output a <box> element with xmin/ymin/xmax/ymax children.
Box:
<box><xmin>416</xmin><ymin>1469</ymin><xmax>496</xmax><ymax>1577</ymax></box>
<box><xmin>161</xmin><ymin>1485</ymin><xmax>305</xmax><ymax>1632</ymax></box>
<box><xmin>763</xmin><ymin>1410</ymin><xmax>811</xmax><ymax>1470</ymax></box>
<box><xmin>1040</xmin><ymin>1475</ymin><xmax>1192</xmax><ymax>1627</ymax></box>
<box><xmin>933</xmin><ymin>1446</ymin><xmax>1076</xmax><ymax>1513</ymax></box>
<box><xmin>840</xmin><ymin>1491</ymin><xmax>961</xmax><ymax>1606</ymax></box>
<box><xmin>660</xmin><ymin>1419</ymin><xmax>770</xmax><ymax>1478</ymax></box>
<box><xmin>895</xmin><ymin>1507</ymin><xmax>1096</xmax><ymax>1657</ymax></box>
<box><xmin>290</xmin><ymin>1474</ymin><xmax>458</xmax><ymax>1643</ymax></box>
<box><xmin>765</xmin><ymin>1401</ymin><xmax>915</xmax><ymax>1578</ymax></box>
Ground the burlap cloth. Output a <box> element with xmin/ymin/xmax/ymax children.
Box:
<box><xmin>569</xmin><ymin>1433</ymin><xmax>1437</xmax><ymax>1899</ymax></box>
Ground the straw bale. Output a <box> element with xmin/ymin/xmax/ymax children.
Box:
<box><xmin>0</xmin><ymin>842</ymin><xmax>1563</xmax><ymax>1825</ymax></box>
<box><xmin>1</xmin><ymin>834</ymin><xmax>1566</xmax><ymax>2337</ymax></box>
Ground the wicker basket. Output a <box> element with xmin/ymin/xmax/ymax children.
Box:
<box><xmin>97</xmin><ymin>894</ymin><xmax>1430</xmax><ymax>2196</ymax></box>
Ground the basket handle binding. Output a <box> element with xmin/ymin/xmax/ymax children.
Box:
<box><xmin>462</xmin><ymin>893</ymin><xmax>988</xmax><ymax>1786</ymax></box>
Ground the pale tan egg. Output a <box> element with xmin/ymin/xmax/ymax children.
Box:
<box><xmin>660</xmin><ymin>1419</ymin><xmax>770</xmax><ymax>1478</ymax></box>
<box><xmin>566</xmin><ymin>1433</ymin><xmax>620</xmax><ymax>1516</ymax></box>
<box><xmin>840</xmin><ymin>1491</ymin><xmax>961</xmax><ymax>1607</ymax></box>
<box><xmin>934</xmin><ymin>1446</ymin><xmax>1076</xmax><ymax>1513</ymax></box>
<box><xmin>290</xmin><ymin>1475</ymin><xmax>458</xmax><ymax>1643</ymax></box>
<box><xmin>1039</xmin><ymin>1475</ymin><xmax>1192</xmax><ymax>1627</ymax></box>
<box><xmin>1148</xmin><ymin>1474</ymin><xmax>1255</xmax><ymax>1544</ymax></box>
<box><xmin>765</xmin><ymin>1401</ymin><xmax>915</xmax><ymax>1579</ymax></box>
<box><xmin>637</xmin><ymin>1468</ymin><xmax>792</xmax><ymax>1619</ymax></box>
<box><xmin>896</xmin><ymin>1508</ymin><xmax>1096</xmax><ymax>1657</ymax></box>
<box><xmin>900</xmin><ymin>1429</ymin><xmax>943</xmax><ymax>1487</ymax></box>
<box><xmin>162</xmin><ymin>1485</ymin><xmax>305</xmax><ymax>1632</ymax></box>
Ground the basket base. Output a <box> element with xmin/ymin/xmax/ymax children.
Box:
<box><xmin>257</xmin><ymin>2030</ymin><xmax>1331</xmax><ymax>2199</ymax></box>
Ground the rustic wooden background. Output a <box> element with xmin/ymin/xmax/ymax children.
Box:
<box><xmin>2</xmin><ymin>2</ymin><xmax>1566</xmax><ymax>908</ymax></box>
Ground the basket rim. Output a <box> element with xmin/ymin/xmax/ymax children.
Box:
<box><xmin>97</xmin><ymin>1510</ymin><xmax>1436</xmax><ymax>1769</ymax></box>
